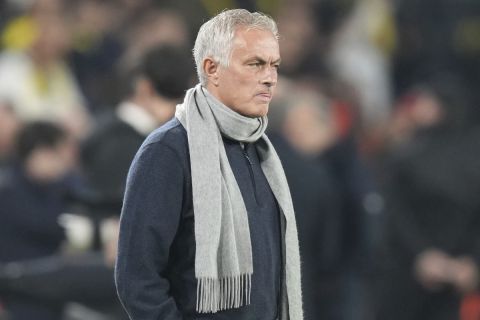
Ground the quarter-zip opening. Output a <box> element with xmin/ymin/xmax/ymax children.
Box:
<box><xmin>242</xmin><ymin>143</ymin><xmax>259</xmax><ymax>205</ymax></box>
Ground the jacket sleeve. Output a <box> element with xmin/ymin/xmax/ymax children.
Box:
<box><xmin>115</xmin><ymin>142</ymin><xmax>185</xmax><ymax>320</ymax></box>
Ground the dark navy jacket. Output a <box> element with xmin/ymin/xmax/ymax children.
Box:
<box><xmin>115</xmin><ymin>118</ymin><xmax>282</xmax><ymax>320</ymax></box>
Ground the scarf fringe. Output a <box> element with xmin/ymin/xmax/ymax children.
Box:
<box><xmin>196</xmin><ymin>273</ymin><xmax>252</xmax><ymax>313</ymax></box>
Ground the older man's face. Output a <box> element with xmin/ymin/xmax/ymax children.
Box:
<box><xmin>214</xmin><ymin>27</ymin><xmax>280</xmax><ymax>118</ymax></box>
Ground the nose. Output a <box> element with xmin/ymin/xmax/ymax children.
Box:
<box><xmin>261</xmin><ymin>66</ymin><xmax>278</xmax><ymax>87</ymax></box>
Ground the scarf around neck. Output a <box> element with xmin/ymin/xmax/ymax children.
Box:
<box><xmin>175</xmin><ymin>84</ymin><xmax>303</xmax><ymax>319</ymax></box>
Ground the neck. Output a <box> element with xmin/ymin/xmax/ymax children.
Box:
<box><xmin>204</xmin><ymin>83</ymin><xmax>224</xmax><ymax>106</ymax></box>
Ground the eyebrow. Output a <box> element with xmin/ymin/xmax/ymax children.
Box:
<box><xmin>247</xmin><ymin>56</ymin><xmax>282</xmax><ymax>64</ymax></box>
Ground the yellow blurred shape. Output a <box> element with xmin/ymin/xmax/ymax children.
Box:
<box><xmin>1</xmin><ymin>16</ymin><xmax>38</xmax><ymax>50</ymax></box>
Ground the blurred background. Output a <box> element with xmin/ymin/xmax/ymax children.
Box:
<box><xmin>0</xmin><ymin>0</ymin><xmax>480</xmax><ymax>319</ymax></box>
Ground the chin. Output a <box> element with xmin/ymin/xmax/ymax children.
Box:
<box><xmin>250</xmin><ymin>104</ymin><xmax>269</xmax><ymax>118</ymax></box>
<box><xmin>235</xmin><ymin>103</ymin><xmax>269</xmax><ymax>118</ymax></box>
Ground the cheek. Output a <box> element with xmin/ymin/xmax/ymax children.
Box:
<box><xmin>223</xmin><ymin>75</ymin><xmax>251</xmax><ymax>101</ymax></box>
<box><xmin>235</xmin><ymin>75</ymin><xmax>258</xmax><ymax>99</ymax></box>
<box><xmin>218</xmin><ymin>67</ymin><xmax>260</xmax><ymax>108</ymax></box>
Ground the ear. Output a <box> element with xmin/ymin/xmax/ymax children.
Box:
<box><xmin>203</xmin><ymin>58</ymin><xmax>220</xmax><ymax>86</ymax></box>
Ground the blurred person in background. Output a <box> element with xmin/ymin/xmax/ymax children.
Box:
<box><xmin>273</xmin><ymin>79</ymin><xmax>375</xmax><ymax>320</ymax></box>
<box><xmin>0</xmin><ymin>119</ymin><xmax>126</xmax><ymax>320</ymax></box>
<box><xmin>81</xmin><ymin>44</ymin><xmax>194</xmax><ymax>214</ymax></box>
<box><xmin>0</xmin><ymin>121</ymin><xmax>77</xmax><ymax>320</ymax></box>
<box><xmin>375</xmin><ymin>76</ymin><xmax>480</xmax><ymax>320</ymax></box>
<box><xmin>0</xmin><ymin>0</ymin><xmax>90</xmax><ymax>138</ymax></box>
<box><xmin>268</xmin><ymin>83</ymin><xmax>345</xmax><ymax>320</ymax></box>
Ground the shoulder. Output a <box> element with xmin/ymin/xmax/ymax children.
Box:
<box><xmin>127</xmin><ymin>118</ymin><xmax>190</xmax><ymax>176</ymax></box>
<box><xmin>140</xmin><ymin>117</ymin><xmax>188</xmax><ymax>158</ymax></box>
<box><xmin>124</xmin><ymin>118</ymin><xmax>190</xmax><ymax>191</ymax></box>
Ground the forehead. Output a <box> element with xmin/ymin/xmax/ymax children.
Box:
<box><xmin>230</xmin><ymin>26</ymin><xmax>280</xmax><ymax>60</ymax></box>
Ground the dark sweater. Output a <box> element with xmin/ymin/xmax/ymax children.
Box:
<box><xmin>115</xmin><ymin>118</ymin><xmax>282</xmax><ymax>320</ymax></box>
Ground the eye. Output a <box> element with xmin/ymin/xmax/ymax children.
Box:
<box><xmin>273</xmin><ymin>64</ymin><xmax>280</xmax><ymax>70</ymax></box>
<box><xmin>249</xmin><ymin>62</ymin><xmax>261</xmax><ymax>67</ymax></box>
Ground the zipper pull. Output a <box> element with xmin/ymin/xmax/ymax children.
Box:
<box><xmin>244</xmin><ymin>152</ymin><xmax>253</xmax><ymax>165</ymax></box>
<box><xmin>241</xmin><ymin>143</ymin><xmax>253</xmax><ymax>165</ymax></box>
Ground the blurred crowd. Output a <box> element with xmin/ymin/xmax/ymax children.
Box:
<box><xmin>0</xmin><ymin>0</ymin><xmax>480</xmax><ymax>319</ymax></box>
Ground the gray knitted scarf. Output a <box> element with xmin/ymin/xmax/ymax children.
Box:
<box><xmin>175</xmin><ymin>84</ymin><xmax>303</xmax><ymax>320</ymax></box>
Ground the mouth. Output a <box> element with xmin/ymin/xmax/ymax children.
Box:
<box><xmin>255</xmin><ymin>92</ymin><xmax>272</xmax><ymax>102</ymax></box>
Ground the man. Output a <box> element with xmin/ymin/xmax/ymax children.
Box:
<box><xmin>0</xmin><ymin>121</ymin><xmax>77</xmax><ymax>320</ymax></box>
<box><xmin>82</xmin><ymin>45</ymin><xmax>193</xmax><ymax>207</ymax></box>
<box><xmin>115</xmin><ymin>9</ymin><xmax>303</xmax><ymax>320</ymax></box>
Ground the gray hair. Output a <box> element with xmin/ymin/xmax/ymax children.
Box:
<box><xmin>193</xmin><ymin>9</ymin><xmax>279</xmax><ymax>86</ymax></box>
